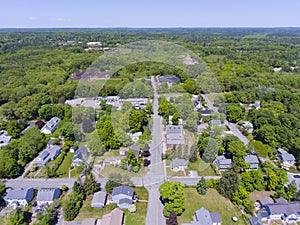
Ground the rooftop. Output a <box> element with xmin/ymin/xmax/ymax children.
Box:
<box><xmin>112</xmin><ymin>185</ymin><xmax>134</xmax><ymax>197</ymax></box>
<box><xmin>171</xmin><ymin>158</ymin><xmax>188</xmax><ymax>168</ymax></box>
<box><xmin>36</xmin><ymin>188</ymin><xmax>61</xmax><ymax>202</ymax></box>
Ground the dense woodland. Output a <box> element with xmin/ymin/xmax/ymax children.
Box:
<box><xmin>0</xmin><ymin>28</ymin><xmax>299</xmax><ymax>182</ymax></box>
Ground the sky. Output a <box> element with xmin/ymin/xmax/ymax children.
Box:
<box><xmin>1</xmin><ymin>0</ymin><xmax>300</xmax><ymax>28</ymax></box>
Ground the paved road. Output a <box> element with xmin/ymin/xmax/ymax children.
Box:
<box><xmin>144</xmin><ymin>77</ymin><xmax>166</xmax><ymax>225</ymax></box>
<box><xmin>4</xmin><ymin>178</ymin><xmax>76</xmax><ymax>189</ymax></box>
<box><xmin>169</xmin><ymin>176</ymin><xmax>221</xmax><ymax>185</ymax></box>
<box><xmin>201</xmin><ymin>94</ymin><xmax>249</xmax><ymax>145</ymax></box>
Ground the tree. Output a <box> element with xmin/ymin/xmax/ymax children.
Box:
<box><xmin>159</xmin><ymin>181</ymin><xmax>185</xmax><ymax>216</ymax></box>
<box><xmin>7</xmin><ymin>208</ymin><xmax>28</xmax><ymax>225</ymax></box>
<box><xmin>7</xmin><ymin>120</ymin><xmax>26</xmax><ymax>138</ymax></box>
<box><xmin>196</xmin><ymin>177</ymin><xmax>207</xmax><ymax>195</ymax></box>
<box><xmin>62</xmin><ymin>191</ymin><xmax>83</xmax><ymax>221</ymax></box>
<box><xmin>129</xmin><ymin>109</ymin><xmax>148</xmax><ymax>132</ymax></box>
<box><xmin>0</xmin><ymin>181</ymin><xmax>6</xmax><ymax>203</ymax></box>
<box><xmin>226</xmin><ymin>104</ymin><xmax>243</xmax><ymax>123</ymax></box>
<box><xmin>266</xmin><ymin>170</ymin><xmax>279</xmax><ymax>191</ymax></box>
<box><xmin>38</xmin><ymin>104</ymin><xmax>53</xmax><ymax>120</ymax></box>
<box><xmin>172</xmin><ymin>112</ymin><xmax>179</xmax><ymax>125</ymax></box>
<box><xmin>82</xmin><ymin>118</ymin><xmax>94</xmax><ymax>133</ymax></box>
<box><xmin>217</xmin><ymin>170</ymin><xmax>239</xmax><ymax>199</ymax></box>
<box><xmin>120</xmin><ymin>150</ymin><xmax>141</xmax><ymax>172</ymax></box>
<box><xmin>83</xmin><ymin>172</ymin><xmax>100</xmax><ymax>195</ymax></box>
<box><xmin>60</xmin><ymin>122</ymin><xmax>75</xmax><ymax>141</ymax></box>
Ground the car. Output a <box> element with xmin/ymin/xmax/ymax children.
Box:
<box><xmin>294</xmin><ymin>175</ymin><xmax>300</xmax><ymax>178</ymax></box>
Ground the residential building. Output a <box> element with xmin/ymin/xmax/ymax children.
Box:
<box><xmin>4</xmin><ymin>188</ymin><xmax>34</xmax><ymax>208</ymax></box>
<box><xmin>111</xmin><ymin>186</ymin><xmax>134</xmax><ymax>209</ymax></box>
<box><xmin>264</xmin><ymin>198</ymin><xmax>300</xmax><ymax>223</ymax></box>
<box><xmin>128</xmin><ymin>144</ymin><xmax>140</xmax><ymax>158</ymax></box>
<box><xmin>91</xmin><ymin>191</ymin><xmax>107</xmax><ymax>208</ymax></box>
<box><xmin>242</xmin><ymin>121</ymin><xmax>254</xmax><ymax>133</ymax></box>
<box><xmin>36</xmin><ymin>145</ymin><xmax>62</xmax><ymax>166</ymax></box>
<box><xmin>170</xmin><ymin>158</ymin><xmax>188</xmax><ymax>172</ymax></box>
<box><xmin>182</xmin><ymin>207</ymin><xmax>222</xmax><ymax>225</ymax></box>
<box><xmin>214</xmin><ymin>155</ymin><xmax>232</xmax><ymax>170</ymax></box>
<box><xmin>72</xmin><ymin>146</ymin><xmax>89</xmax><ymax>167</ymax></box>
<box><xmin>97</xmin><ymin>208</ymin><xmax>124</xmax><ymax>225</ymax></box>
<box><xmin>278</xmin><ymin>148</ymin><xmax>295</xmax><ymax>168</ymax></box>
<box><xmin>36</xmin><ymin>188</ymin><xmax>61</xmax><ymax>206</ymax></box>
<box><xmin>87</xmin><ymin>42</ymin><xmax>102</xmax><ymax>46</ymax></box>
<box><xmin>166</xmin><ymin>125</ymin><xmax>185</xmax><ymax>148</ymax></box>
<box><xmin>157</xmin><ymin>75</ymin><xmax>181</xmax><ymax>84</ymax></box>
<box><xmin>40</xmin><ymin>117</ymin><xmax>61</xmax><ymax>134</ymax></box>
<box><xmin>248</xmin><ymin>102</ymin><xmax>261</xmax><ymax>110</ymax></box>
<box><xmin>0</xmin><ymin>130</ymin><xmax>12</xmax><ymax>148</ymax></box>
<box><xmin>248</xmin><ymin>217</ymin><xmax>263</xmax><ymax>225</ymax></box>
<box><xmin>199</xmin><ymin>109</ymin><xmax>212</xmax><ymax>120</ymax></box>
<box><xmin>244</xmin><ymin>155</ymin><xmax>259</xmax><ymax>169</ymax></box>
<box><xmin>258</xmin><ymin>196</ymin><xmax>274</xmax><ymax>208</ymax></box>
<box><xmin>119</xmin><ymin>147</ymin><xmax>129</xmax><ymax>156</ymax></box>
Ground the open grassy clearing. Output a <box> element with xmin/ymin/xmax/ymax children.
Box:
<box><xmin>178</xmin><ymin>188</ymin><xmax>248</xmax><ymax>225</ymax></box>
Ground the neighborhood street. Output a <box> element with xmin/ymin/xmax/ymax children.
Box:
<box><xmin>144</xmin><ymin>76</ymin><xmax>166</xmax><ymax>225</ymax></box>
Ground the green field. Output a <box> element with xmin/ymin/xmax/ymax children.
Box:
<box><xmin>55</xmin><ymin>152</ymin><xmax>82</xmax><ymax>178</ymax></box>
<box><xmin>178</xmin><ymin>188</ymin><xmax>248</xmax><ymax>225</ymax></box>
<box><xmin>100</xmin><ymin>164</ymin><xmax>147</xmax><ymax>178</ymax></box>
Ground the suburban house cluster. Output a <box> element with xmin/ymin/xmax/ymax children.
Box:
<box><xmin>4</xmin><ymin>187</ymin><xmax>61</xmax><ymax>209</ymax></box>
<box><xmin>250</xmin><ymin>197</ymin><xmax>300</xmax><ymax>224</ymax></box>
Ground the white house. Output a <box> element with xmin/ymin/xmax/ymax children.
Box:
<box><xmin>40</xmin><ymin>117</ymin><xmax>61</xmax><ymax>134</ymax></box>
<box><xmin>91</xmin><ymin>191</ymin><xmax>107</xmax><ymax>208</ymax></box>
<box><xmin>4</xmin><ymin>188</ymin><xmax>34</xmax><ymax>208</ymax></box>
<box><xmin>72</xmin><ymin>146</ymin><xmax>88</xmax><ymax>167</ymax></box>
<box><xmin>111</xmin><ymin>186</ymin><xmax>135</xmax><ymax>209</ymax></box>
<box><xmin>36</xmin><ymin>188</ymin><xmax>61</xmax><ymax>206</ymax></box>
<box><xmin>278</xmin><ymin>148</ymin><xmax>295</xmax><ymax>168</ymax></box>
<box><xmin>170</xmin><ymin>158</ymin><xmax>188</xmax><ymax>172</ymax></box>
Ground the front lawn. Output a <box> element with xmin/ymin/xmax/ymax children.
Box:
<box><xmin>186</xmin><ymin>158</ymin><xmax>216</xmax><ymax>176</ymax></box>
<box><xmin>100</xmin><ymin>164</ymin><xmax>147</xmax><ymax>178</ymax></box>
<box><xmin>178</xmin><ymin>188</ymin><xmax>248</xmax><ymax>225</ymax></box>
<box><xmin>56</xmin><ymin>152</ymin><xmax>75</xmax><ymax>178</ymax></box>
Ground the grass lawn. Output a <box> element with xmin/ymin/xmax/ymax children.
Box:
<box><xmin>178</xmin><ymin>188</ymin><xmax>248</xmax><ymax>225</ymax></box>
<box><xmin>56</xmin><ymin>152</ymin><xmax>75</xmax><ymax>178</ymax></box>
<box><xmin>0</xmin><ymin>216</ymin><xmax>6</xmax><ymax>224</ymax></box>
<box><xmin>250</xmin><ymin>190</ymin><xmax>275</xmax><ymax>202</ymax></box>
<box><xmin>100</xmin><ymin>165</ymin><xmax>147</xmax><ymax>178</ymax></box>
<box><xmin>94</xmin><ymin>150</ymin><xmax>120</xmax><ymax>164</ymax></box>
<box><xmin>186</xmin><ymin>158</ymin><xmax>216</xmax><ymax>176</ymax></box>
<box><xmin>124</xmin><ymin>187</ymin><xmax>148</xmax><ymax>225</ymax></box>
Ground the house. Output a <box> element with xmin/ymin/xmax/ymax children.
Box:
<box><xmin>278</xmin><ymin>148</ymin><xmax>295</xmax><ymax>168</ymax></box>
<box><xmin>242</xmin><ymin>121</ymin><xmax>253</xmax><ymax>133</ymax></box>
<box><xmin>119</xmin><ymin>147</ymin><xmax>129</xmax><ymax>156</ymax></box>
<box><xmin>0</xmin><ymin>130</ymin><xmax>12</xmax><ymax>148</ymax></box>
<box><xmin>166</xmin><ymin>125</ymin><xmax>185</xmax><ymax>148</ymax></box>
<box><xmin>36</xmin><ymin>188</ymin><xmax>61</xmax><ymax>206</ymax></box>
<box><xmin>97</xmin><ymin>208</ymin><xmax>124</xmax><ymax>225</ymax></box>
<box><xmin>157</xmin><ymin>75</ymin><xmax>181</xmax><ymax>84</ymax></box>
<box><xmin>264</xmin><ymin>198</ymin><xmax>300</xmax><ymax>223</ymax></box>
<box><xmin>170</xmin><ymin>158</ymin><xmax>188</xmax><ymax>171</ymax></box>
<box><xmin>258</xmin><ymin>196</ymin><xmax>274</xmax><ymax>208</ymax></box>
<box><xmin>4</xmin><ymin>188</ymin><xmax>34</xmax><ymax>208</ymax></box>
<box><xmin>248</xmin><ymin>217</ymin><xmax>263</xmax><ymax>225</ymax></box>
<box><xmin>128</xmin><ymin>144</ymin><xmax>140</xmax><ymax>158</ymax></box>
<box><xmin>214</xmin><ymin>155</ymin><xmax>232</xmax><ymax>170</ymax></box>
<box><xmin>120</xmin><ymin>98</ymin><xmax>149</xmax><ymax>110</ymax></box>
<box><xmin>72</xmin><ymin>146</ymin><xmax>89</xmax><ymax>167</ymax></box>
<box><xmin>248</xmin><ymin>102</ymin><xmax>261</xmax><ymax>110</ymax></box>
<box><xmin>199</xmin><ymin>109</ymin><xmax>212</xmax><ymax>120</ymax></box>
<box><xmin>244</xmin><ymin>155</ymin><xmax>259</xmax><ymax>169</ymax></box>
<box><xmin>40</xmin><ymin>117</ymin><xmax>61</xmax><ymax>134</ymax></box>
<box><xmin>182</xmin><ymin>207</ymin><xmax>222</xmax><ymax>225</ymax></box>
<box><xmin>36</xmin><ymin>145</ymin><xmax>62</xmax><ymax>166</ymax></box>
<box><xmin>91</xmin><ymin>191</ymin><xmax>107</xmax><ymax>208</ymax></box>
<box><xmin>87</xmin><ymin>42</ymin><xmax>102</xmax><ymax>47</ymax></box>
<box><xmin>111</xmin><ymin>186</ymin><xmax>134</xmax><ymax>209</ymax></box>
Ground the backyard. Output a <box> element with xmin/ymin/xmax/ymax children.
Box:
<box><xmin>186</xmin><ymin>158</ymin><xmax>216</xmax><ymax>176</ymax></box>
<box><xmin>177</xmin><ymin>188</ymin><xmax>248</xmax><ymax>225</ymax></box>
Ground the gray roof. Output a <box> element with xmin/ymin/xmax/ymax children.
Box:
<box><xmin>112</xmin><ymin>186</ymin><xmax>134</xmax><ymax>197</ymax></box>
<box><xmin>249</xmin><ymin>217</ymin><xmax>263</xmax><ymax>225</ymax></box>
<box><xmin>194</xmin><ymin>207</ymin><xmax>221</xmax><ymax>225</ymax></box>
<box><xmin>266</xmin><ymin>198</ymin><xmax>300</xmax><ymax>217</ymax></box>
<box><xmin>157</xmin><ymin>75</ymin><xmax>181</xmax><ymax>83</ymax></box>
<box><xmin>0</xmin><ymin>130</ymin><xmax>12</xmax><ymax>147</ymax></box>
<box><xmin>278</xmin><ymin>148</ymin><xmax>295</xmax><ymax>162</ymax></box>
<box><xmin>214</xmin><ymin>155</ymin><xmax>232</xmax><ymax>170</ymax></box>
<box><xmin>171</xmin><ymin>158</ymin><xmax>188</xmax><ymax>168</ymax></box>
<box><xmin>92</xmin><ymin>191</ymin><xmax>107</xmax><ymax>205</ymax></box>
<box><xmin>244</xmin><ymin>155</ymin><xmax>259</xmax><ymax>169</ymax></box>
<box><xmin>119</xmin><ymin>198</ymin><xmax>133</xmax><ymax>205</ymax></box>
<box><xmin>73</xmin><ymin>146</ymin><xmax>88</xmax><ymax>162</ymax></box>
<box><xmin>166</xmin><ymin>125</ymin><xmax>185</xmax><ymax>145</ymax></box>
<box><xmin>41</xmin><ymin>117</ymin><xmax>60</xmax><ymax>132</ymax></box>
<box><xmin>258</xmin><ymin>196</ymin><xmax>274</xmax><ymax>206</ymax></box>
<box><xmin>128</xmin><ymin>144</ymin><xmax>140</xmax><ymax>158</ymax></box>
<box><xmin>36</xmin><ymin>188</ymin><xmax>61</xmax><ymax>202</ymax></box>
<box><xmin>4</xmin><ymin>188</ymin><xmax>34</xmax><ymax>200</ymax></box>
